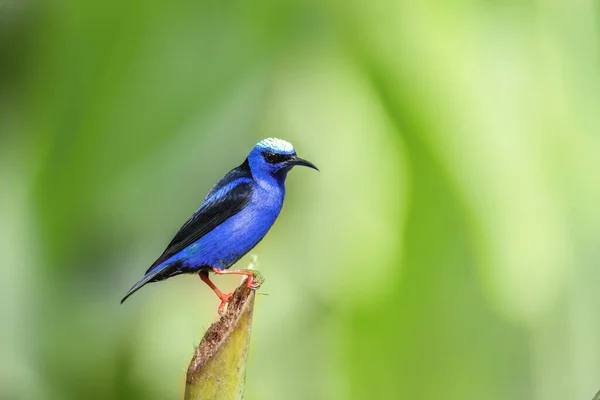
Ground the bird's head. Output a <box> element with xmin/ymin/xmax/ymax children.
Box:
<box><xmin>247</xmin><ymin>138</ymin><xmax>318</xmax><ymax>180</ymax></box>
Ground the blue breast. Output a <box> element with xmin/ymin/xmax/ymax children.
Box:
<box><xmin>165</xmin><ymin>181</ymin><xmax>284</xmax><ymax>272</ymax></box>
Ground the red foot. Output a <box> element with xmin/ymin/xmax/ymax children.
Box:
<box><xmin>199</xmin><ymin>272</ymin><xmax>234</xmax><ymax>317</ymax></box>
<box><xmin>245</xmin><ymin>274</ymin><xmax>260</xmax><ymax>290</ymax></box>
<box><xmin>217</xmin><ymin>292</ymin><xmax>233</xmax><ymax>317</ymax></box>
<box><xmin>211</xmin><ymin>267</ymin><xmax>264</xmax><ymax>291</ymax></box>
<box><xmin>200</xmin><ymin>267</ymin><xmax>265</xmax><ymax>316</ymax></box>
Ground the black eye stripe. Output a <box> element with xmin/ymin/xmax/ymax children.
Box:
<box><xmin>262</xmin><ymin>151</ymin><xmax>294</xmax><ymax>164</ymax></box>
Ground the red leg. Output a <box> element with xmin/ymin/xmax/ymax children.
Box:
<box><xmin>199</xmin><ymin>272</ymin><xmax>232</xmax><ymax>316</ymax></box>
<box><xmin>211</xmin><ymin>267</ymin><xmax>264</xmax><ymax>290</ymax></box>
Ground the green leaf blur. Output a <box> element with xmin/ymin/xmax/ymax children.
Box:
<box><xmin>1</xmin><ymin>1</ymin><xmax>598</xmax><ymax>400</ymax></box>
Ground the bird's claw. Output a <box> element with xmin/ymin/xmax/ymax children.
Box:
<box><xmin>216</xmin><ymin>292</ymin><xmax>233</xmax><ymax>317</ymax></box>
<box><xmin>247</xmin><ymin>280</ymin><xmax>261</xmax><ymax>290</ymax></box>
<box><xmin>246</xmin><ymin>270</ymin><xmax>265</xmax><ymax>290</ymax></box>
<box><xmin>217</xmin><ymin>303</ymin><xmax>226</xmax><ymax>317</ymax></box>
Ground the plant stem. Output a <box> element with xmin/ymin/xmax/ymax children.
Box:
<box><xmin>184</xmin><ymin>283</ymin><xmax>256</xmax><ymax>400</ymax></box>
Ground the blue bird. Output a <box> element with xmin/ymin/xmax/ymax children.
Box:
<box><xmin>121</xmin><ymin>138</ymin><xmax>318</xmax><ymax>314</ymax></box>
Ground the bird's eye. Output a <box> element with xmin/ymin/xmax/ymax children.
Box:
<box><xmin>263</xmin><ymin>152</ymin><xmax>277</xmax><ymax>163</ymax></box>
<box><xmin>262</xmin><ymin>151</ymin><xmax>290</xmax><ymax>164</ymax></box>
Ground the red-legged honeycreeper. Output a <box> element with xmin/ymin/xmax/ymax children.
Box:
<box><xmin>121</xmin><ymin>138</ymin><xmax>318</xmax><ymax>315</ymax></box>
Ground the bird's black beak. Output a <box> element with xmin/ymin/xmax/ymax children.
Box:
<box><xmin>286</xmin><ymin>155</ymin><xmax>319</xmax><ymax>171</ymax></box>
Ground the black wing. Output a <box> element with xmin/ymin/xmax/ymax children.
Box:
<box><xmin>203</xmin><ymin>158</ymin><xmax>252</xmax><ymax>201</ymax></box>
<box><xmin>146</xmin><ymin>160</ymin><xmax>253</xmax><ymax>273</ymax></box>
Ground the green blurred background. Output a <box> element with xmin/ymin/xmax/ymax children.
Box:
<box><xmin>1</xmin><ymin>1</ymin><xmax>599</xmax><ymax>399</ymax></box>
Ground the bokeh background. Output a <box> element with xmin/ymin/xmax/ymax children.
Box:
<box><xmin>1</xmin><ymin>1</ymin><xmax>600</xmax><ymax>399</ymax></box>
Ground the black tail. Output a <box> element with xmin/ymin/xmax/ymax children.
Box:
<box><xmin>120</xmin><ymin>267</ymin><xmax>165</xmax><ymax>304</ymax></box>
<box><xmin>121</xmin><ymin>260</ymin><xmax>187</xmax><ymax>304</ymax></box>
